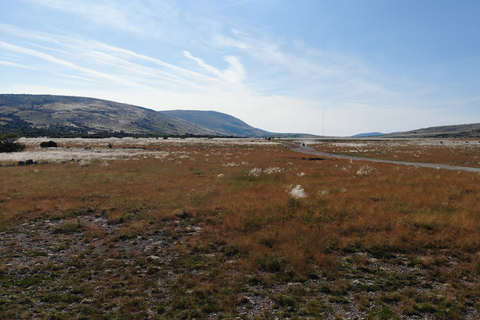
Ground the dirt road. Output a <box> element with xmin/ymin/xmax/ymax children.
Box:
<box><xmin>289</xmin><ymin>144</ymin><xmax>480</xmax><ymax>173</ymax></box>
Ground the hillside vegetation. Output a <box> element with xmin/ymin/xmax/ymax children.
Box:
<box><xmin>384</xmin><ymin>123</ymin><xmax>480</xmax><ymax>138</ymax></box>
<box><xmin>162</xmin><ymin>110</ymin><xmax>271</xmax><ymax>137</ymax></box>
<box><xmin>0</xmin><ymin>94</ymin><xmax>282</xmax><ymax>138</ymax></box>
<box><xmin>0</xmin><ymin>94</ymin><xmax>216</xmax><ymax>137</ymax></box>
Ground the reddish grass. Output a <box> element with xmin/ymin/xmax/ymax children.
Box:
<box><xmin>2</xmin><ymin>138</ymin><xmax>480</xmax><ymax>317</ymax></box>
<box><xmin>3</xmin><ymin>140</ymin><xmax>480</xmax><ymax>264</ymax></box>
<box><xmin>310</xmin><ymin>138</ymin><xmax>480</xmax><ymax>168</ymax></box>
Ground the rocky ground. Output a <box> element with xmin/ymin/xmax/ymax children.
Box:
<box><xmin>2</xmin><ymin>211</ymin><xmax>480</xmax><ymax>319</ymax></box>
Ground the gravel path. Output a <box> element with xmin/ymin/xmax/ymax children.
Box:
<box><xmin>289</xmin><ymin>144</ymin><xmax>480</xmax><ymax>173</ymax></box>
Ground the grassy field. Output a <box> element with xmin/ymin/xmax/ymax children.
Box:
<box><xmin>1</xmin><ymin>138</ymin><xmax>480</xmax><ymax>319</ymax></box>
<box><xmin>310</xmin><ymin>138</ymin><xmax>480</xmax><ymax>168</ymax></box>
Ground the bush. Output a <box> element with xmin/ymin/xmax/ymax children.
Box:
<box><xmin>40</xmin><ymin>140</ymin><xmax>58</xmax><ymax>148</ymax></box>
<box><xmin>0</xmin><ymin>133</ymin><xmax>25</xmax><ymax>153</ymax></box>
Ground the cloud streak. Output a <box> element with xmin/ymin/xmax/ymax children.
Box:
<box><xmin>183</xmin><ymin>51</ymin><xmax>246</xmax><ymax>86</ymax></box>
<box><xmin>0</xmin><ymin>41</ymin><xmax>143</xmax><ymax>88</ymax></box>
<box><xmin>23</xmin><ymin>0</ymin><xmax>181</xmax><ymax>40</ymax></box>
<box><xmin>0</xmin><ymin>60</ymin><xmax>37</xmax><ymax>70</ymax></box>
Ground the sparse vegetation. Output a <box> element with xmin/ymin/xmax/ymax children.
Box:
<box><xmin>1</xmin><ymin>137</ymin><xmax>480</xmax><ymax>318</ymax></box>
<box><xmin>40</xmin><ymin>140</ymin><xmax>58</xmax><ymax>148</ymax></box>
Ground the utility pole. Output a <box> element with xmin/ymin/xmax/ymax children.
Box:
<box><xmin>322</xmin><ymin>105</ymin><xmax>325</xmax><ymax>137</ymax></box>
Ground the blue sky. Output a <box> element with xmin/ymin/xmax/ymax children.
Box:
<box><xmin>1</xmin><ymin>0</ymin><xmax>480</xmax><ymax>136</ymax></box>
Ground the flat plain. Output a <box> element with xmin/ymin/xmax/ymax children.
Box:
<box><xmin>2</xmin><ymin>137</ymin><xmax>480</xmax><ymax>319</ymax></box>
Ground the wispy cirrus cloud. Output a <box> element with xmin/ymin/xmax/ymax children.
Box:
<box><xmin>0</xmin><ymin>60</ymin><xmax>37</xmax><ymax>70</ymax></box>
<box><xmin>23</xmin><ymin>0</ymin><xmax>181</xmax><ymax>40</ymax></box>
<box><xmin>17</xmin><ymin>0</ymin><xmax>386</xmax><ymax>102</ymax></box>
<box><xmin>0</xmin><ymin>41</ymin><xmax>144</xmax><ymax>88</ymax></box>
<box><xmin>183</xmin><ymin>51</ymin><xmax>246</xmax><ymax>86</ymax></box>
<box><xmin>219</xmin><ymin>30</ymin><xmax>392</xmax><ymax>102</ymax></box>
<box><xmin>0</xmin><ymin>23</ymin><xmax>62</xmax><ymax>44</ymax></box>
<box><xmin>91</xmin><ymin>45</ymin><xmax>247</xmax><ymax>90</ymax></box>
<box><xmin>0</xmin><ymin>24</ymin><xmax>248</xmax><ymax>94</ymax></box>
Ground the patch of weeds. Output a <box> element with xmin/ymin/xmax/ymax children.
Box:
<box><xmin>240</xmin><ymin>213</ymin><xmax>265</xmax><ymax>233</ymax></box>
<box><xmin>0</xmin><ymin>274</ymin><xmax>14</xmax><ymax>288</ymax></box>
<box><xmin>355</xmin><ymin>294</ymin><xmax>370</xmax><ymax>312</ymax></box>
<box><xmin>366</xmin><ymin>245</ymin><xmax>396</xmax><ymax>259</ymax></box>
<box><xmin>426</xmin><ymin>269</ymin><xmax>451</xmax><ymax>284</ymax></box>
<box><xmin>223</xmin><ymin>243</ymin><xmax>242</xmax><ymax>257</ymax></box>
<box><xmin>319</xmin><ymin>282</ymin><xmax>349</xmax><ymax>296</ymax></box>
<box><xmin>374</xmin><ymin>272</ymin><xmax>418</xmax><ymax>291</ymax></box>
<box><xmin>285</xmin><ymin>285</ymin><xmax>309</xmax><ymax>297</ymax></box>
<box><xmin>352</xmin><ymin>281</ymin><xmax>380</xmax><ymax>293</ymax></box>
<box><xmin>193</xmin><ymin>242</ymin><xmax>218</xmax><ymax>254</ymax></box>
<box><xmin>115</xmin><ymin>221</ymin><xmax>149</xmax><ymax>240</ymax></box>
<box><xmin>16</xmin><ymin>276</ymin><xmax>51</xmax><ymax>288</ymax></box>
<box><xmin>171</xmin><ymin>252</ymin><xmax>219</xmax><ymax>271</ymax></box>
<box><xmin>304</xmin><ymin>298</ymin><xmax>331</xmax><ymax>316</ymax></box>
<box><xmin>108</xmin><ymin>212</ymin><xmax>133</xmax><ymax>225</ymax></box>
<box><xmin>27</xmin><ymin>250</ymin><xmax>49</xmax><ymax>257</ymax></box>
<box><xmin>67</xmin><ymin>206</ymin><xmax>95</xmax><ymax>217</ymax></box>
<box><xmin>257</xmin><ymin>255</ymin><xmax>287</xmax><ymax>273</ymax></box>
<box><xmin>377</xmin><ymin>292</ymin><xmax>402</xmax><ymax>304</ymax></box>
<box><xmin>168</xmin><ymin>286</ymin><xmax>221</xmax><ymax>318</ymax></box>
<box><xmin>174</xmin><ymin>208</ymin><xmax>192</xmax><ymax>220</ymax></box>
<box><xmin>70</xmin><ymin>286</ymin><xmax>86</xmax><ymax>295</ymax></box>
<box><xmin>40</xmin><ymin>211</ymin><xmax>68</xmax><ymax>220</ymax></box>
<box><xmin>244</xmin><ymin>274</ymin><xmax>261</xmax><ymax>286</ymax></box>
<box><xmin>189</xmin><ymin>189</ymin><xmax>217</xmax><ymax>206</ymax></box>
<box><xmin>319</xmin><ymin>284</ymin><xmax>333</xmax><ymax>294</ymax></box>
<box><xmin>434</xmin><ymin>299</ymin><xmax>462</xmax><ymax>319</ymax></box>
<box><xmin>274</xmin><ymin>267</ymin><xmax>297</xmax><ymax>283</ymax></box>
<box><xmin>52</xmin><ymin>219</ymin><xmax>84</xmax><ymax>234</ymax></box>
<box><xmin>153</xmin><ymin>303</ymin><xmax>166</xmax><ymax>315</ymax></box>
<box><xmin>44</xmin><ymin>262</ymin><xmax>62</xmax><ymax>272</ymax></box>
<box><xmin>403</xmin><ymin>302</ymin><xmax>437</xmax><ymax>317</ymax></box>
<box><xmin>259</xmin><ymin>236</ymin><xmax>276</xmax><ymax>249</ymax></box>
<box><xmin>273</xmin><ymin>294</ymin><xmax>298</xmax><ymax>312</ymax></box>
<box><xmin>188</xmin><ymin>167</ymin><xmax>204</xmax><ymax>176</ymax></box>
<box><xmin>406</xmin><ymin>256</ymin><xmax>424</xmax><ymax>267</ymax></box>
<box><xmin>368</xmin><ymin>305</ymin><xmax>400</xmax><ymax>320</ymax></box>
<box><xmin>52</xmin><ymin>243</ymin><xmax>69</xmax><ymax>252</ymax></box>
<box><xmin>328</xmin><ymin>295</ymin><xmax>349</xmax><ymax>304</ymax></box>
<box><xmin>285</xmin><ymin>197</ymin><xmax>303</xmax><ymax>216</ymax></box>
<box><xmin>41</xmin><ymin>293</ymin><xmax>82</xmax><ymax>304</ymax></box>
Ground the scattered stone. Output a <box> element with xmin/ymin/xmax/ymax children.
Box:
<box><xmin>147</xmin><ymin>255</ymin><xmax>161</xmax><ymax>261</ymax></box>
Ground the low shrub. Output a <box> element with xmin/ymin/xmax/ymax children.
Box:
<box><xmin>40</xmin><ymin>140</ymin><xmax>58</xmax><ymax>148</ymax></box>
<box><xmin>0</xmin><ymin>133</ymin><xmax>25</xmax><ymax>153</ymax></box>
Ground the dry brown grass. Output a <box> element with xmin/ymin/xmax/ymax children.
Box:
<box><xmin>2</xmin><ymin>138</ymin><xmax>480</xmax><ymax>318</ymax></box>
<box><xmin>311</xmin><ymin>138</ymin><xmax>480</xmax><ymax>167</ymax></box>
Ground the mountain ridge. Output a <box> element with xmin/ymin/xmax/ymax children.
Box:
<box><xmin>162</xmin><ymin>110</ymin><xmax>270</xmax><ymax>137</ymax></box>
<box><xmin>381</xmin><ymin>123</ymin><xmax>480</xmax><ymax>138</ymax></box>
<box><xmin>4</xmin><ymin>94</ymin><xmax>479</xmax><ymax>139</ymax></box>
<box><xmin>0</xmin><ymin>94</ymin><xmax>220</xmax><ymax>137</ymax></box>
<box><xmin>0</xmin><ymin>94</ymin><xmax>319</xmax><ymax>138</ymax></box>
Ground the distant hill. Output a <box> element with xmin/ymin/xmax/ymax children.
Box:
<box><xmin>162</xmin><ymin>110</ymin><xmax>271</xmax><ymax>137</ymax></box>
<box><xmin>0</xmin><ymin>94</ymin><xmax>219</xmax><ymax>137</ymax></box>
<box><xmin>384</xmin><ymin>123</ymin><xmax>480</xmax><ymax>138</ymax></box>
<box><xmin>352</xmin><ymin>132</ymin><xmax>385</xmax><ymax>138</ymax></box>
<box><xmin>0</xmin><ymin>94</ymin><xmax>320</xmax><ymax>138</ymax></box>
